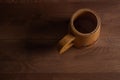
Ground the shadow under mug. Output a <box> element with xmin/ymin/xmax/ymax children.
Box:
<box><xmin>58</xmin><ymin>8</ymin><xmax>101</xmax><ymax>54</ymax></box>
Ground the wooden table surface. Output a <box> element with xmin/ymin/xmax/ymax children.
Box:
<box><xmin>0</xmin><ymin>1</ymin><xmax>120</xmax><ymax>80</ymax></box>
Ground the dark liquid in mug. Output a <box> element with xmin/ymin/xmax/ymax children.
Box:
<box><xmin>74</xmin><ymin>12</ymin><xmax>97</xmax><ymax>33</ymax></box>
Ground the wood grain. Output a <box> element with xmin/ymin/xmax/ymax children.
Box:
<box><xmin>0</xmin><ymin>1</ymin><xmax>120</xmax><ymax>80</ymax></box>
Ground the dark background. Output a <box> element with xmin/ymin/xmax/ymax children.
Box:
<box><xmin>0</xmin><ymin>0</ymin><xmax>120</xmax><ymax>80</ymax></box>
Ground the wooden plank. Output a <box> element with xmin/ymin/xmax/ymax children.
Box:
<box><xmin>0</xmin><ymin>1</ymin><xmax>120</xmax><ymax>79</ymax></box>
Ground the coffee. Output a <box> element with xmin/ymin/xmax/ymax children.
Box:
<box><xmin>74</xmin><ymin>12</ymin><xmax>97</xmax><ymax>33</ymax></box>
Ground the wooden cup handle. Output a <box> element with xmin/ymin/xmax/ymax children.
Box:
<box><xmin>58</xmin><ymin>34</ymin><xmax>75</xmax><ymax>54</ymax></box>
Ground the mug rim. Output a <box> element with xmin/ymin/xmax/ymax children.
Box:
<box><xmin>70</xmin><ymin>8</ymin><xmax>101</xmax><ymax>36</ymax></box>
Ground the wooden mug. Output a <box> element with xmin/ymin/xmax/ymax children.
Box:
<box><xmin>58</xmin><ymin>9</ymin><xmax>101</xmax><ymax>54</ymax></box>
